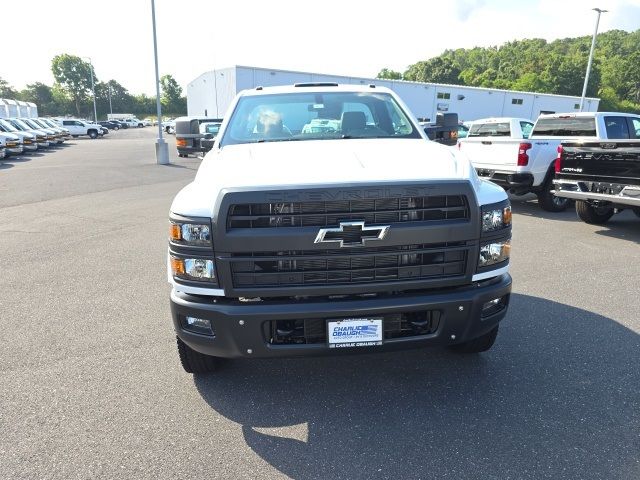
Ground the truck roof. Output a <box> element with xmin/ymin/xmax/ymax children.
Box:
<box><xmin>538</xmin><ymin>112</ymin><xmax>640</xmax><ymax>119</ymax></box>
<box><xmin>239</xmin><ymin>83</ymin><xmax>393</xmax><ymax>97</ymax></box>
<box><xmin>470</xmin><ymin>117</ymin><xmax>534</xmax><ymax>124</ymax></box>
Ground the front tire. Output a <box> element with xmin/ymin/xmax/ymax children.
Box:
<box><xmin>576</xmin><ymin>201</ymin><xmax>614</xmax><ymax>224</ymax></box>
<box><xmin>449</xmin><ymin>325</ymin><xmax>499</xmax><ymax>353</ymax></box>
<box><xmin>176</xmin><ymin>337</ymin><xmax>219</xmax><ymax>373</ymax></box>
<box><xmin>632</xmin><ymin>208</ymin><xmax>640</xmax><ymax>218</ymax></box>
<box><xmin>537</xmin><ymin>180</ymin><xmax>569</xmax><ymax>212</ymax></box>
<box><xmin>88</xmin><ymin>130</ymin><xmax>98</xmax><ymax>139</ymax></box>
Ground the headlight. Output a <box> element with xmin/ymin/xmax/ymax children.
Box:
<box><xmin>481</xmin><ymin>204</ymin><xmax>511</xmax><ymax>233</ymax></box>
<box><xmin>170</xmin><ymin>256</ymin><xmax>216</xmax><ymax>282</ymax></box>
<box><xmin>478</xmin><ymin>240</ymin><xmax>511</xmax><ymax>268</ymax></box>
<box><xmin>170</xmin><ymin>222</ymin><xmax>211</xmax><ymax>246</ymax></box>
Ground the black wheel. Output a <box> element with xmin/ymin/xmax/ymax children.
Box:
<box><xmin>449</xmin><ymin>325</ymin><xmax>499</xmax><ymax>353</ymax></box>
<box><xmin>537</xmin><ymin>179</ymin><xmax>569</xmax><ymax>212</ymax></box>
<box><xmin>138</xmin><ymin>123</ymin><xmax>143</xmax><ymax>128</ymax></box>
<box><xmin>88</xmin><ymin>130</ymin><xmax>98</xmax><ymax>139</ymax></box>
<box><xmin>176</xmin><ymin>337</ymin><xmax>219</xmax><ymax>373</ymax></box>
<box><xmin>576</xmin><ymin>200</ymin><xmax>614</xmax><ymax>224</ymax></box>
<box><xmin>632</xmin><ymin>208</ymin><xmax>640</xmax><ymax>218</ymax></box>
<box><xmin>114</xmin><ymin>126</ymin><xmax>119</xmax><ymax>131</ymax></box>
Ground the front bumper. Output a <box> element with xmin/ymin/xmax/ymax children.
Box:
<box><xmin>172</xmin><ymin>274</ymin><xmax>512</xmax><ymax>358</ymax></box>
<box><xmin>6</xmin><ymin>146</ymin><xmax>24</xmax><ymax>155</ymax></box>
<box><xmin>23</xmin><ymin>143</ymin><xmax>38</xmax><ymax>151</ymax></box>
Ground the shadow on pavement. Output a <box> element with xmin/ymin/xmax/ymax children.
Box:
<box><xmin>194</xmin><ymin>294</ymin><xmax>639</xmax><ymax>479</ymax></box>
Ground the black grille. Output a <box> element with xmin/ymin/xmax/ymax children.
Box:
<box><xmin>269</xmin><ymin>310</ymin><xmax>441</xmax><ymax>345</ymax></box>
<box><xmin>228</xmin><ymin>195</ymin><xmax>469</xmax><ymax>229</ymax></box>
<box><xmin>230</xmin><ymin>243</ymin><xmax>468</xmax><ymax>287</ymax></box>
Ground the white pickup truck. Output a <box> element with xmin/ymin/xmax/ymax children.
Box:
<box><xmin>459</xmin><ymin>113</ymin><xmax>640</xmax><ymax>211</ymax></box>
<box><xmin>167</xmin><ymin>83</ymin><xmax>513</xmax><ymax>373</ymax></box>
<box><xmin>55</xmin><ymin>118</ymin><xmax>105</xmax><ymax>139</ymax></box>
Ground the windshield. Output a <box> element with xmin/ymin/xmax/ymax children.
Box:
<box><xmin>0</xmin><ymin>119</ymin><xmax>18</xmax><ymax>132</ymax></box>
<box><xmin>39</xmin><ymin>119</ymin><xmax>55</xmax><ymax>128</ymax></box>
<box><xmin>220</xmin><ymin>91</ymin><xmax>420</xmax><ymax>146</ymax></box>
<box><xmin>469</xmin><ymin>122</ymin><xmax>511</xmax><ymax>137</ymax></box>
<box><xmin>10</xmin><ymin>119</ymin><xmax>31</xmax><ymax>131</ymax></box>
<box><xmin>22</xmin><ymin>119</ymin><xmax>43</xmax><ymax>130</ymax></box>
<box><xmin>31</xmin><ymin>119</ymin><xmax>50</xmax><ymax>129</ymax></box>
<box><xmin>532</xmin><ymin>117</ymin><xmax>597</xmax><ymax>137</ymax></box>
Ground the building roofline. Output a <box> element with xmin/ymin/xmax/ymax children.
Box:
<box><xmin>194</xmin><ymin>65</ymin><xmax>599</xmax><ymax>102</ymax></box>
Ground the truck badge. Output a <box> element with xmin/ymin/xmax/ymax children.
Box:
<box><xmin>314</xmin><ymin>221</ymin><xmax>390</xmax><ymax>247</ymax></box>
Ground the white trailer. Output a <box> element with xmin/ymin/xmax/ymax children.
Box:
<box><xmin>107</xmin><ymin>113</ymin><xmax>135</xmax><ymax>121</ymax></box>
<box><xmin>187</xmin><ymin>65</ymin><xmax>600</xmax><ymax>122</ymax></box>
<box><xmin>0</xmin><ymin>99</ymin><xmax>38</xmax><ymax>118</ymax></box>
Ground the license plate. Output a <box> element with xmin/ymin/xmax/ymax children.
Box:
<box><xmin>327</xmin><ymin>318</ymin><xmax>383</xmax><ymax>348</ymax></box>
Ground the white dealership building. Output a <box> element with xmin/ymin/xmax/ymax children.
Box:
<box><xmin>187</xmin><ymin>65</ymin><xmax>599</xmax><ymax>122</ymax></box>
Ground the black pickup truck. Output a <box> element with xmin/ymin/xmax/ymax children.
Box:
<box><xmin>553</xmin><ymin>140</ymin><xmax>640</xmax><ymax>224</ymax></box>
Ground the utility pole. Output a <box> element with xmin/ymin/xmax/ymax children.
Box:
<box><xmin>151</xmin><ymin>0</ymin><xmax>169</xmax><ymax>164</ymax></box>
<box><xmin>580</xmin><ymin>8</ymin><xmax>607</xmax><ymax>111</ymax></box>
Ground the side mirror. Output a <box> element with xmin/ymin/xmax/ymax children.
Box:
<box><xmin>436</xmin><ymin>112</ymin><xmax>459</xmax><ymax>127</ymax></box>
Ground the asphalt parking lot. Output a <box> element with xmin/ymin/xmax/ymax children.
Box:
<box><xmin>1</xmin><ymin>128</ymin><xmax>638</xmax><ymax>480</ymax></box>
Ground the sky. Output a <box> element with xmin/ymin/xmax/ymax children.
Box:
<box><xmin>2</xmin><ymin>0</ymin><xmax>639</xmax><ymax>95</ymax></box>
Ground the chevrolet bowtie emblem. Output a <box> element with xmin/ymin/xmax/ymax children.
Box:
<box><xmin>314</xmin><ymin>221</ymin><xmax>390</xmax><ymax>247</ymax></box>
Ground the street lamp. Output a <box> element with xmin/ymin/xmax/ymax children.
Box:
<box><xmin>579</xmin><ymin>8</ymin><xmax>607</xmax><ymax>111</ymax></box>
<box><xmin>83</xmin><ymin>56</ymin><xmax>98</xmax><ymax>123</ymax></box>
<box><xmin>151</xmin><ymin>0</ymin><xmax>169</xmax><ymax>165</ymax></box>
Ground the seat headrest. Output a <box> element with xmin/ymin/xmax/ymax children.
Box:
<box><xmin>341</xmin><ymin>111</ymin><xmax>366</xmax><ymax>133</ymax></box>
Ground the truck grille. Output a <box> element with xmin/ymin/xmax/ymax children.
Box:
<box><xmin>230</xmin><ymin>243</ymin><xmax>468</xmax><ymax>287</ymax></box>
<box><xmin>228</xmin><ymin>195</ymin><xmax>469</xmax><ymax>229</ymax></box>
<box><xmin>269</xmin><ymin>310</ymin><xmax>441</xmax><ymax>345</ymax></box>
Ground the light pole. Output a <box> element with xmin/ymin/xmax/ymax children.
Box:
<box><xmin>108</xmin><ymin>84</ymin><xmax>113</xmax><ymax>115</ymax></box>
<box><xmin>580</xmin><ymin>8</ymin><xmax>607</xmax><ymax>111</ymax></box>
<box><xmin>83</xmin><ymin>56</ymin><xmax>98</xmax><ymax>123</ymax></box>
<box><xmin>151</xmin><ymin>0</ymin><xmax>169</xmax><ymax>165</ymax></box>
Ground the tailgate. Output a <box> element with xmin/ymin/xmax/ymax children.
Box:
<box><xmin>459</xmin><ymin>138</ymin><xmax>520</xmax><ymax>169</ymax></box>
<box><xmin>560</xmin><ymin>141</ymin><xmax>640</xmax><ymax>185</ymax></box>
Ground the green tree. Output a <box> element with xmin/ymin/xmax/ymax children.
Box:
<box><xmin>160</xmin><ymin>74</ymin><xmax>186</xmax><ymax>114</ymax></box>
<box><xmin>0</xmin><ymin>77</ymin><xmax>18</xmax><ymax>98</ymax></box>
<box><xmin>51</xmin><ymin>54</ymin><xmax>96</xmax><ymax>116</ymax></box>
<box><xmin>20</xmin><ymin>82</ymin><xmax>54</xmax><ymax>115</ymax></box>
<box><xmin>376</xmin><ymin>68</ymin><xmax>402</xmax><ymax>80</ymax></box>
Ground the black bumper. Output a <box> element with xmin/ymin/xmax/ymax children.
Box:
<box><xmin>171</xmin><ymin>273</ymin><xmax>512</xmax><ymax>358</ymax></box>
<box><xmin>476</xmin><ymin>170</ymin><xmax>534</xmax><ymax>190</ymax></box>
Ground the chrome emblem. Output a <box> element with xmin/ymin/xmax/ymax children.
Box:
<box><xmin>314</xmin><ymin>221</ymin><xmax>390</xmax><ymax>247</ymax></box>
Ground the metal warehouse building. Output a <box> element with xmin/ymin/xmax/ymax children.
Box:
<box><xmin>187</xmin><ymin>65</ymin><xmax>599</xmax><ymax>122</ymax></box>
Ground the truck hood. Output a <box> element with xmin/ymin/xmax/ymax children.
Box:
<box><xmin>171</xmin><ymin>139</ymin><xmax>499</xmax><ymax>218</ymax></box>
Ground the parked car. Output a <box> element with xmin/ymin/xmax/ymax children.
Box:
<box><xmin>19</xmin><ymin>118</ymin><xmax>61</xmax><ymax>144</ymax></box>
<box><xmin>458</xmin><ymin>112</ymin><xmax>640</xmax><ymax>212</ymax></box>
<box><xmin>554</xmin><ymin>139</ymin><xmax>640</xmax><ymax>224</ymax></box>
<box><xmin>0</xmin><ymin>119</ymin><xmax>38</xmax><ymax>151</ymax></box>
<box><xmin>54</xmin><ymin>118</ymin><xmax>104</xmax><ymax>139</ymax></box>
<box><xmin>0</xmin><ymin>136</ymin><xmax>7</xmax><ymax>159</ymax></box>
<box><xmin>31</xmin><ymin>118</ymin><xmax>67</xmax><ymax>143</ymax></box>
<box><xmin>167</xmin><ymin>83</ymin><xmax>512</xmax><ymax>373</ymax></box>
<box><xmin>5</xmin><ymin>118</ymin><xmax>52</xmax><ymax>148</ymax></box>
<box><xmin>38</xmin><ymin>118</ymin><xmax>71</xmax><ymax>140</ymax></box>
<box><xmin>99</xmin><ymin>120</ymin><xmax>121</xmax><ymax>130</ymax></box>
<box><xmin>119</xmin><ymin>117</ymin><xmax>144</xmax><ymax>128</ymax></box>
<box><xmin>162</xmin><ymin>119</ymin><xmax>175</xmax><ymax>134</ymax></box>
<box><xmin>0</xmin><ymin>131</ymin><xmax>24</xmax><ymax>156</ymax></box>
